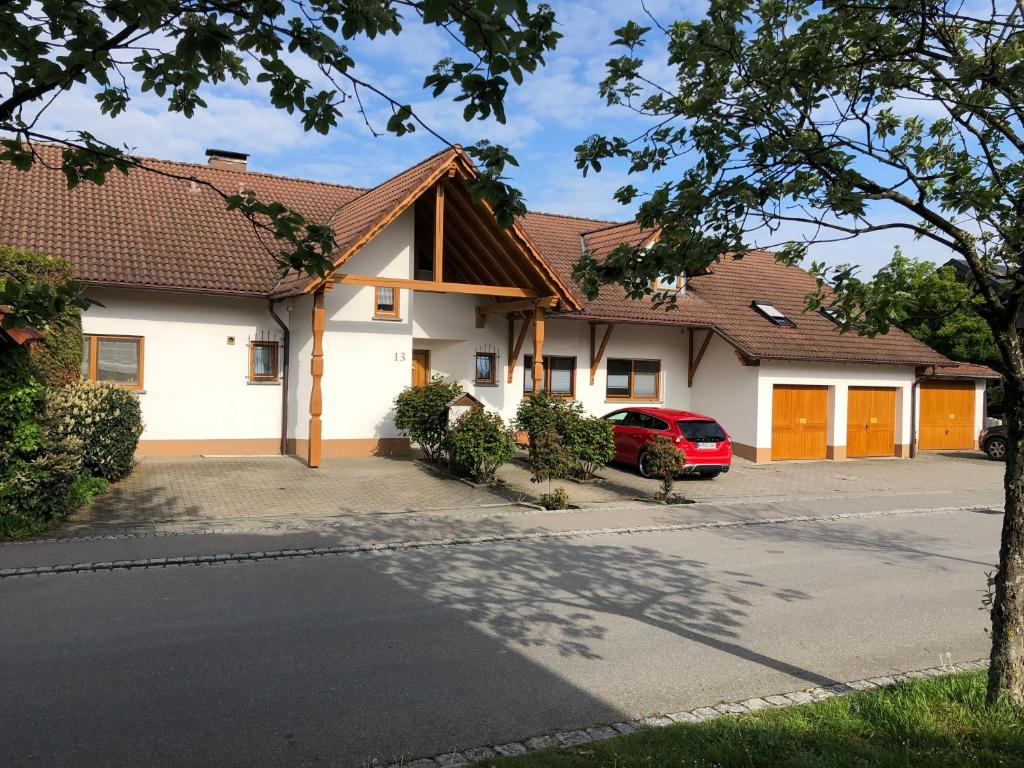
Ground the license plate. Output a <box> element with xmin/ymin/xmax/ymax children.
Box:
<box><xmin>697</xmin><ymin>441</ymin><xmax>717</xmax><ymax>450</ymax></box>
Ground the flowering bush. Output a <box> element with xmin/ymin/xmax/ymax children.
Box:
<box><xmin>49</xmin><ymin>381</ymin><xmax>143</xmax><ymax>482</ymax></box>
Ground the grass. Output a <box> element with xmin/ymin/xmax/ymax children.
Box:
<box><xmin>478</xmin><ymin>672</ymin><xmax>1024</xmax><ymax>768</ymax></box>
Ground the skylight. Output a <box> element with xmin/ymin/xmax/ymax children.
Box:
<box><xmin>751</xmin><ymin>300</ymin><xmax>795</xmax><ymax>327</ymax></box>
<box><xmin>819</xmin><ymin>307</ymin><xmax>842</xmax><ymax>324</ymax></box>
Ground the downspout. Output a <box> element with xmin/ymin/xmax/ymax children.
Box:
<box><xmin>269</xmin><ymin>299</ymin><xmax>290</xmax><ymax>456</ymax></box>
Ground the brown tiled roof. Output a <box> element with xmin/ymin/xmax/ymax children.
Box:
<box><xmin>582</xmin><ymin>220</ymin><xmax>656</xmax><ymax>260</ymax></box>
<box><xmin>0</xmin><ymin>144</ymin><xmax>959</xmax><ymax>369</ymax></box>
<box><xmin>524</xmin><ymin>211</ymin><xmax>951</xmax><ymax>368</ymax></box>
<box><xmin>0</xmin><ymin>307</ymin><xmax>46</xmax><ymax>345</ymax></box>
<box><xmin>0</xmin><ymin>144</ymin><xmax>362</xmax><ymax>296</ymax></box>
<box><xmin>933</xmin><ymin>361</ymin><xmax>1001</xmax><ymax>379</ymax></box>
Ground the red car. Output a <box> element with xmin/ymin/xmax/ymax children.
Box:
<box><xmin>602</xmin><ymin>407</ymin><xmax>732</xmax><ymax>479</ymax></box>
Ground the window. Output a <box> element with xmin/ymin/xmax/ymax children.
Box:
<box><xmin>751</xmin><ymin>300</ymin><xmax>795</xmax><ymax>327</ymax></box>
<box><xmin>607</xmin><ymin>358</ymin><xmax>661</xmax><ymax>401</ymax></box>
<box><xmin>653</xmin><ymin>273</ymin><xmax>683</xmax><ymax>292</ymax></box>
<box><xmin>819</xmin><ymin>307</ymin><xmax>842</xmax><ymax>325</ymax></box>
<box><xmin>474</xmin><ymin>352</ymin><xmax>496</xmax><ymax>385</ymax></box>
<box><xmin>82</xmin><ymin>335</ymin><xmax>143</xmax><ymax>389</ymax></box>
<box><xmin>523</xmin><ymin>355</ymin><xmax>575</xmax><ymax>397</ymax></box>
<box><xmin>249</xmin><ymin>341</ymin><xmax>279</xmax><ymax>382</ymax></box>
<box><xmin>374</xmin><ymin>286</ymin><xmax>400</xmax><ymax>319</ymax></box>
<box><xmin>603</xmin><ymin>410</ymin><xmax>630</xmax><ymax>424</ymax></box>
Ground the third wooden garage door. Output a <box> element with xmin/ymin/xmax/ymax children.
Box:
<box><xmin>771</xmin><ymin>385</ymin><xmax>828</xmax><ymax>461</ymax></box>
<box><xmin>846</xmin><ymin>387</ymin><xmax>896</xmax><ymax>457</ymax></box>
<box><xmin>919</xmin><ymin>381</ymin><xmax>975</xmax><ymax>450</ymax></box>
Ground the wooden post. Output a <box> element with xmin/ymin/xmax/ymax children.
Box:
<box><xmin>308</xmin><ymin>289</ymin><xmax>325</xmax><ymax>468</ymax></box>
<box><xmin>434</xmin><ymin>182</ymin><xmax>444</xmax><ymax>282</ymax></box>
<box><xmin>532</xmin><ymin>304</ymin><xmax>545</xmax><ymax>392</ymax></box>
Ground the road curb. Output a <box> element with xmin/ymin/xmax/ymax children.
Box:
<box><xmin>0</xmin><ymin>504</ymin><xmax>998</xmax><ymax>579</ymax></box>
<box><xmin>381</xmin><ymin>659</ymin><xmax>989</xmax><ymax>768</ymax></box>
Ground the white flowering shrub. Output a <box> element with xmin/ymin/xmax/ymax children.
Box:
<box><xmin>48</xmin><ymin>381</ymin><xmax>143</xmax><ymax>482</ymax></box>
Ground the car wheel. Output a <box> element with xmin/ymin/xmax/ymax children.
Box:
<box><xmin>985</xmin><ymin>436</ymin><xmax>1008</xmax><ymax>461</ymax></box>
<box><xmin>637</xmin><ymin>451</ymin><xmax>653</xmax><ymax>478</ymax></box>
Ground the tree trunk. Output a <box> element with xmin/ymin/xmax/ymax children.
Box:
<box><xmin>989</xmin><ymin>376</ymin><xmax>1024</xmax><ymax>704</ymax></box>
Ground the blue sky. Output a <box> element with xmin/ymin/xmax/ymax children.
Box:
<box><xmin>35</xmin><ymin>0</ymin><xmax>951</xmax><ymax>276</ymax></box>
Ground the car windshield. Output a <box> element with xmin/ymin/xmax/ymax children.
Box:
<box><xmin>678</xmin><ymin>420</ymin><xmax>726</xmax><ymax>441</ymax></box>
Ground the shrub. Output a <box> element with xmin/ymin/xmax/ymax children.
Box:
<box><xmin>49</xmin><ymin>381</ymin><xmax>143</xmax><ymax>482</ymax></box>
<box><xmin>516</xmin><ymin>393</ymin><xmax>614</xmax><ymax>480</ymax></box>
<box><xmin>393</xmin><ymin>376</ymin><xmax>464</xmax><ymax>462</ymax></box>
<box><xmin>0</xmin><ymin>379</ymin><xmax>88</xmax><ymax>539</ymax></box>
<box><xmin>446</xmin><ymin>407</ymin><xmax>516</xmax><ymax>483</ymax></box>
<box><xmin>528</xmin><ymin>423</ymin><xmax>575</xmax><ymax>509</ymax></box>
<box><xmin>515</xmin><ymin>391</ymin><xmax>584</xmax><ymax>455</ymax></box>
<box><xmin>537</xmin><ymin>487</ymin><xmax>571</xmax><ymax>511</ymax></box>
<box><xmin>645</xmin><ymin>435</ymin><xmax>685</xmax><ymax>502</ymax></box>
<box><xmin>567</xmin><ymin>416</ymin><xmax>615</xmax><ymax>480</ymax></box>
<box><xmin>0</xmin><ymin>246</ymin><xmax>84</xmax><ymax>387</ymax></box>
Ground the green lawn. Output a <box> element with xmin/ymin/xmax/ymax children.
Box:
<box><xmin>479</xmin><ymin>672</ymin><xmax>1024</xmax><ymax>768</ymax></box>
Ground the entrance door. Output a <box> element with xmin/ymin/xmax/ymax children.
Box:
<box><xmin>771</xmin><ymin>385</ymin><xmax>828</xmax><ymax>461</ymax></box>
<box><xmin>919</xmin><ymin>381</ymin><xmax>975</xmax><ymax>450</ymax></box>
<box><xmin>847</xmin><ymin>387</ymin><xmax>897</xmax><ymax>457</ymax></box>
<box><xmin>411</xmin><ymin>350</ymin><xmax>430</xmax><ymax>387</ymax></box>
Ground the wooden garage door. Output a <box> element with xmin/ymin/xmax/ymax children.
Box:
<box><xmin>772</xmin><ymin>385</ymin><xmax>828</xmax><ymax>461</ymax></box>
<box><xmin>919</xmin><ymin>381</ymin><xmax>975</xmax><ymax>450</ymax></box>
<box><xmin>847</xmin><ymin>387</ymin><xmax>897</xmax><ymax>458</ymax></box>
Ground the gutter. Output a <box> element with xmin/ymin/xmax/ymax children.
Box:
<box><xmin>268</xmin><ymin>299</ymin><xmax>290</xmax><ymax>456</ymax></box>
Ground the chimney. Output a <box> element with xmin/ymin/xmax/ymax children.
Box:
<box><xmin>205</xmin><ymin>148</ymin><xmax>249</xmax><ymax>172</ymax></box>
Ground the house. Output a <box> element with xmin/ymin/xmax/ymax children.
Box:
<box><xmin>0</xmin><ymin>144</ymin><xmax>998</xmax><ymax>465</ymax></box>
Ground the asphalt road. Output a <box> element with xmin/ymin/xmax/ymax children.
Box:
<box><xmin>0</xmin><ymin>504</ymin><xmax>1001</xmax><ymax>767</ymax></box>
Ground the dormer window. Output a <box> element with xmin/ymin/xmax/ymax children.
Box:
<box><xmin>751</xmin><ymin>300</ymin><xmax>795</xmax><ymax>327</ymax></box>
<box><xmin>653</xmin><ymin>274</ymin><xmax>684</xmax><ymax>292</ymax></box>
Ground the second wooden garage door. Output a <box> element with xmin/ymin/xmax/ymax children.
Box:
<box><xmin>919</xmin><ymin>381</ymin><xmax>975</xmax><ymax>450</ymax></box>
<box><xmin>847</xmin><ymin>387</ymin><xmax>896</xmax><ymax>457</ymax></box>
<box><xmin>772</xmin><ymin>385</ymin><xmax>828</xmax><ymax>461</ymax></box>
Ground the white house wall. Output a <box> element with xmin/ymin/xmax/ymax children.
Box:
<box><xmin>82</xmin><ymin>287</ymin><xmax>285</xmax><ymax>455</ymax></box>
<box><xmin>687</xmin><ymin>334</ymin><xmax>760</xmax><ymax>456</ymax></box>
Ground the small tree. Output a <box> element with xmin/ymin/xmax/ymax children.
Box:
<box><xmin>567</xmin><ymin>416</ymin><xmax>615</xmax><ymax>480</ymax></box>
<box><xmin>445</xmin><ymin>407</ymin><xmax>515</xmax><ymax>484</ymax></box>
<box><xmin>529</xmin><ymin>424</ymin><xmax>573</xmax><ymax>510</ymax></box>
<box><xmin>645</xmin><ymin>436</ymin><xmax>684</xmax><ymax>504</ymax></box>
<box><xmin>515</xmin><ymin>391</ymin><xmax>583</xmax><ymax>455</ymax></box>
<box><xmin>392</xmin><ymin>376</ymin><xmax>463</xmax><ymax>463</ymax></box>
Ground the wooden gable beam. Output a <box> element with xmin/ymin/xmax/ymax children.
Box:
<box><xmin>478</xmin><ymin>297</ymin><xmax>557</xmax><ymax>316</ymax></box>
<box><xmin>434</xmin><ymin>182</ymin><xmax>444</xmax><ymax>281</ymax></box>
<box><xmin>688</xmin><ymin>328</ymin><xmax>714</xmax><ymax>387</ymax></box>
<box><xmin>589</xmin><ymin>322</ymin><xmax>615</xmax><ymax>385</ymax></box>
<box><xmin>331</xmin><ymin>274</ymin><xmax>535</xmax><ymax>298</ymax></box>
<box><xmin>507</xmin><ymin>313</ymin><xmax>533</xmax><ymax>384</ymax></box>
<box><xmin>443</xmin><ymin>194</ymin><xmax>531</xmax><ymax>289</ymax></box>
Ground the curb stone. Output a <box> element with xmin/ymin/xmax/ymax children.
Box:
<box><xmin>381</xmin><ymin>659</ymin><xmax>987</xmax><ymax>768</ymax></box>
<box><xmin>0</xmin><ymin>505</ymin><xmax>997</xmax><ymax>580</ymax></box>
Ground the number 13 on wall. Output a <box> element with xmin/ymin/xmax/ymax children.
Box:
<box><xmin>394</xmin><ymin>352</ymin><xmax>406</xmax><ymax>361</ymax></box>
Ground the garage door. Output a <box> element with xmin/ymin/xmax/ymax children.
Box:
<box><xmin>847</xmin><ymin>387</ymin><xmax>897</xmax><ymax>458</ymax></box>
<box><xmin>772</xmin><ymin>385</ymin><xmax>828</xmax><ymax>461</ymax></box>
<box><xmin>919</xmin><ymin>381</ymin><xmax>975</xmax><ymax>450</ymax></box>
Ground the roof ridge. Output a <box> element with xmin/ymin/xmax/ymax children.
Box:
<box><xmin>579</xmin><ymin>219</ymin><xmax>642</xmax><ymax>235</ymax></box>
<box><xmin>525</xmin><ymin>209</ymin><xmax>624</xmax><ymax>226</ymax></box>
<box><xmin>137</xmin><ymin>155</ymin><xmax>368</xmax><ymax>191</ymax></box>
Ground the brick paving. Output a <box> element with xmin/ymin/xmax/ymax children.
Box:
<box><xmin>55</xmin><ymin>450</ymin><xmax>1002</xmax><ymax>536</ymax></box>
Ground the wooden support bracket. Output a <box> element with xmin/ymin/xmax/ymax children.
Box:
<box><xmin>589</xmin><ymin>323</ymin><xmax>614</xmax><ymax>385</ymax></box>
<box><xmin>507</xmin><ymin>314</ymin><xmax>533</xmax><ymax>384</ymax></box>
<box><xmin>687</xmin><ymin>328</ymin><xmax>714</xmax><ymax>388</ymax></box>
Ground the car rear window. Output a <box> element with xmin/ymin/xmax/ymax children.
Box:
<box><xmin>678</xmin><ymin>420</ymin><xmax>726</xmax><ymax>441</ymax></box>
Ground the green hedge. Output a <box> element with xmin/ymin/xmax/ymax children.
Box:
<box><xmin>49</xmin><ymin>381</ymin><xmax>143</xmax><ymax>482</ymax></box>
<box><xmin>0</xmin><ymin>246</ymin><xmax>83</xmax><ymax>387</ymax></box>
<box><xmin>446</xmin><ymin>406</ymin><xmax>516</xmax><ymax>483</ymax></box>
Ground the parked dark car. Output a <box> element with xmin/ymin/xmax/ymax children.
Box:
<box><xmin>602</xmin><ymin>407</ymin><xmax>732</xmax><ymax>479</ymax></box>
<box><xmin>980</xmin><ymin>424</ymin><xmax>1008</xmax><ymax>460</ymax></box>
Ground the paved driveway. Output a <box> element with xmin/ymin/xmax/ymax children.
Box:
<box><xmin>55</xmin><ymin>450</ymin><xmax>1002</xmax><ymax>536</ymax></box>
